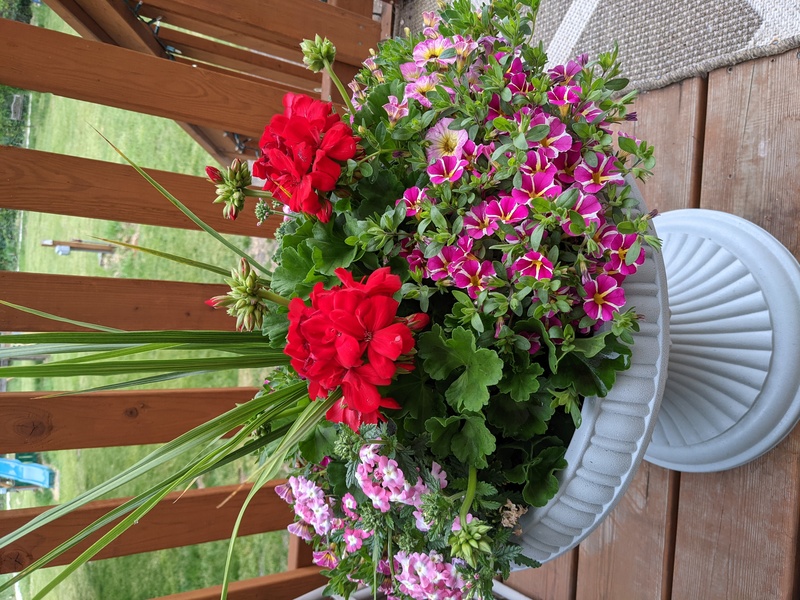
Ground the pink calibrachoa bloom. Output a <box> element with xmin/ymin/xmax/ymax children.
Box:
<box><xmin>427</xmin><ymin>155</ymin><xmax>468</xmax><ymax>185</ymax></box>
<box><xmin>553</xmin><ymin>140</ymin><xmax>583</xmax><ymax>185</ymax></box>
<box><xmin>548</xmin><ymin>55</ymin><xmax>587</xmax><ymax>83</ymax></box>
<box><xmin>452</xmin><ymin>34</ymin><xmax>478</xmax><ymax>71</ymax></box>
<box><xmin>547</xmin><ymin>85</ymin><xmax>582</xmax><ymax>118</ymax></box>
<box><xmin>400</xmin><ymin>61</ymin><xmax>425</xmax><ymax>81</ymax></box>
<box><xmin>426</xmin><ymin>244</ymin><xmax>465</xmax><ymax>281</ymax></box>
<box><xmin>397</xmin><ymin>186</ymin><xmax>430</xmax><ymax>217</ymax></box>
<box><xmin>405</xmin><ymin>73</ymin><xmax>441</xmax><ymax>108</ymax></box>
<box><xmin>512</xmin><ymin>250</ymin><xmax>554</xmax><ymax>280</ymax></box>
<box><xmin>313</xmin><ymin>545</ymin><xmax>339</xmax><ymax>569</ymax></box>
<box><xmin>453</xmin><ymin>259</ymin><xmax>496</xmax><ymax>299</ymax></box>
<box><xmin>522</xmin><ymin>148</ymin><xmax>557</xmax><ymax>176</ymax></box>
<box><xmin>561</xmin><ymin>191</ymin><xmax>603</xmax><ymax>235</ymax></box>
<box><xmin>383</xmin><ymin>95</ymin><xmax>409</xmax><ymax>126</ymax></box>
<box><xmin>605</xmin><ymin>232</ymin><xmax>646</xmax><ymax>275</ymax></box>
<box><xmin>511</xmin><ymin>170</ymin><xmax>562</xmax><ymax>204</ymax></box>
<box><xmin>425</xmin><ymin>118</ymin><xmax>468</xmax><ymax>162</ymax></box>
<box><xmin>485</xmin><ymin>195</ymin><xmax>528</xmax><ymax>224</ymax></box>
<box><xmin>574</xmin><ymin>152</ymin><xmax>625</xmax><ymax>193</ymax></box>
<box><xmin>583</xmin><ymin>274</ymin><xmax>626</xmax><ymax>321</ymax></box>
<box><xmin>462</xmin><ymin>139</ymin><xmax>495</xmax><ymax>177</ymax></box>
<box><xmin>413</xmin><ymin>37</ymin><xmax>456</xmax><ymax>69</ymax></box>
<box><xmin>529</xmin><ymin>112</ymin><xmax>573</xmax><ymax>158</ymax></box>
<box><xmin>463</xmin><ymin>201</ymin><xmax>499</xmax><ymax>238</ymax></box>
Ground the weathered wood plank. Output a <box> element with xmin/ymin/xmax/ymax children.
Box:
<box><xmin>504</xmin><ymin>551</ymin><xmax>577</xmax><ymax>600</ymax></box>
<box><xmin>141</xmin><ymin>0</ymin><xmax>380</xmax><ymax>67</ymax></box>
<box><xmin>157</xmin><ymin>26</ymin><xmax>319</xmax><ymax>91</ymax></box>
<box><xmin>671</xmin><ymin>49</ymin><xmax>800</xmax><ymax>600</ymax></box>
<box><xmin>155</xmin><ymin>566</ymin><xmax>326</xmax><ymax>600</ymax></box>
<box><xmin>0</xmin><ymin>18</ymin><xmax>280</xmax><ymax>139</ymax></box>
<box><xmin>572</xmin><ymin>77</ymin><xmax>706</xmax><ymax>600</ymax></box>
<box><xmin>43</xmin><ymin>0</ymin><xmax>114</xmax><ymax>43</ymax></box>
<box><xmin>0</xmin><ymin>388</ymin><xmax>259</xmax><ymax>452</ymax></box>
<box><xmin>0</xmin><ymin>272</ymin><xmax>231</xmax><ymax>332</ymax></box>
<box><xmin>619</xmin><ymin>77</ymin><xmax>706</xmax><ymax>212</ymax></box>
<box><xmin>287</xmin><ymin>533</ymin><xmax>316</xmax><ymax>570</ymax></box>
<box><xmin>0</xmin><ymin>146</ymin><xmax>279</xmax><ymax>237</ymax></box>
<box><xmin>0</xmin><ymin>482</ymin><xmax>292</xmax><ymax>572</ymax></box>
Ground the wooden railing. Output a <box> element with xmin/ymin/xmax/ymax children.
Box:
<box><xmin>0</xmin><ymin>0</ymin><xmax>389</xmax><ymax>597</ymax></box>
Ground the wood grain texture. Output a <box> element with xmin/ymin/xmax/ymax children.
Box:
<box><xmin>0</xmin><ymin>146</ymin><xmax>279</xmax><ymax>237</ymax></box>
<box><xmin>0</xmin><ymin>18</ymin><xmax>282</xmax><ymax>139</ymax></box>
<box><xmin>504</xmin><ymin>551</ymin><xmax>577</xmax><ymax>600</ymax></box>
<box><xmin>0</xmin><ymin>388</ymin><xmax>259</xmax><ymax>452</ymax></box>
<box><xmin>671</xmin><ymin>49</ymin><xmax>800</xmax><ymax>600</ymax></box>
<box><xmin>157</xmin><ymin>27</ymin><xmax>319</xmax><ymax>92</ymax></box>
<box><xmin>155</xmin><ymin>566</ymin><xmax>326</xmax><ymax>600</ymax></box>
<box><xmin>141</xmin><ymin>0</ymin><xmax>380</xmax><ymax>67</ymax></box>
<box><xmin>287</xmin><ymin>533</ymin><xmax>316</xmax><ymax>569</ymax></box>
<box><xmin>619</xmin><ymin>77</ymin><xmax>707</xmax><ymax>212</ymax></box>
<box><xmin>0</xmin><ymin>272</ymin><xmax>231</xmax><ymax>331</ymax></box>
<box><xmin>0</xmin><ymin>482</ymin><xmax>292</xmax><ymax>572</ymax></box>
<box><xmin>74</xmin><ymin>0</ymin><xmax>164</xmax><ymax>55</ymax></box>
<box><xmin>576</xmin><ymin>466</ymin><xmax>679</xmax><ymax>600</ymax></box>
<box><xmin>43</xmin><ymin>0</ymin><xmax>114</xmax><ymax>43</ymax></box>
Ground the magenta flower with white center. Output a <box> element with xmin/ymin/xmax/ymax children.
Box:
<box><xmin>548</xmin><ymin>85</ymin><xmax>581</xmax><ymax>106</ymax></box>
<box><xmin>463</xmin><ymin>201</ymin><xmax>499</xmax><ymax>239</ymax></box>
<box><xmin>453</xmin><ymin>259</ymin><xmax>496</xmax><ymax>299</ymax></box>
<box><xmin>344</xmin><ymin>527</ymin><xmax>372</xmax><ymax>553</ymax></box>
<box><xmin>511</xmin><ymin>170</ymin><xmax>562</xmax><ymax>204</ymax></box>
<box><xmin>583</xmin><ymin>274</ymin><xmax>626</xmax><ymax>321</ymax></box>
<box><xmin>548</xmin><ymin>57</ymin><xmax>585</xmax><ymax>83</ymax></box>
<box><xmin>413</xmin><ymin>37</ymin><xmax>456</xmax><ymax>69</ymax></box>
<box><xmin>425</xmin><ymin>118</ymin><xmax>468</xmax><ymax>161</ymax></box>
<box><xmin>427</xmin><ymin>155</ymin><xmax>467</xmax><ymax>185</ymax></box>
<box><xmin>574</xmin><ymin>152</ymin><xmax>625</xmax><ymax>193</ymax></box>
<box><xmin>485</xmin><ymin>195</ymin><xmax>528</xmax><ymax>224</ymax></box>
<box><xmin>553</xmin><ymin>140</ymin><xmax>584</xmax><ymax>185</ymax></box>
<box><xmin>383</xmin><ymin>95</ymin><xmax>409</xmax><ymax>126</ymax></box>
<box><xmin>512</xmin><ymin>250</ymin><xmax>554</xmax><ymax>280</ymax></box>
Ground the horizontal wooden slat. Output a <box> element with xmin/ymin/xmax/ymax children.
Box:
<box><xmin>0</xmin><ymin>18</ymin><xmax>281</xmax><ymax>139</ymax></box>
<box><xmin>43</xmin><ymin>0</ymin><xmax>115</xmax><ymax>44</ymax></box>
<box><xmin>155</xmin><ymin>566</ymin><xmax>326</xmax><ymax>600</ymax></box>
<box><xmin>0</xmin><ymin>272</ymin><xmax>231</xmax><ymax>331</ymax></box>
<box><xmin>0</xmin><ymin>388</ymin><xmax>260</xmax><ymax>452</ymax></box>
<box><xmin>0</xmin><ymin>146</ymin><xmax>279</xmax><ymax>237</ymax></box>
<box><xmin>158</xmin><ymin>27</ymin><xmax>319</xmax><ymax>91</ymax></box>
<box><xmin>137</xmin><ymin>4</ymin><xmax>303</xmax><ymax>65</ymax></box>
<box><xmin>142</xmin><ymin>0</ymin><xmax>380</xmax><ymax>67</ymax></box>
<box><xmin>0</xmin><ymin>482</ymin><xmax>292</xmax><ymax>573</ymax></box>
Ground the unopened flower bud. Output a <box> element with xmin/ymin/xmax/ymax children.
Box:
<box><xmin>209</xmin><ymin>257</ymin><xmax>272</xmax><ymax>331</ymax></box>
<box><xmin>205</xmin><ymin>166</ymin><xmax>224</xmax><ymax>183</ymax></box>
<box><xmin>211</xmin><ymin>158</ymin><xmax>252</xmax><ymax>221</ymax></box>
<box><xmin>300</xmin><ymin>35</ymin><xmax>336</xmax><ymax>73</ymax></box>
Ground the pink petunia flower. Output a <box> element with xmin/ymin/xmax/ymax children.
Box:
<box><xmin>485</xmin><ymin>194</ymin><xmax>528</xmax><ymax>224</ymax></box>
<box><xmin>512</xmin><ymin>250</ymin><xmax>554</xmax><ymax>280</ymax></box>
<box><xmin>413</xmin><ymin>37</ymin><xmax>456</xmax><ymax>69</ymax></box>
<box><xmin>463</xmin><ymin>201</ymin><xmax>499</xmax><ymax>239</ymax></box>
<box><xmin>452</xmin><ymin>259</ymin><xmax>496</xmax><ymax>299</ymax></box>
<box><xmin>383</xmin><ymin>95</ymin><xmax>409</xmax><ymax>125</ymax></box>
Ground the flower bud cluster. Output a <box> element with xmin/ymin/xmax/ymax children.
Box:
<box><xmin>448</xmin><ymin>516</ymin><xmax>493</xmax><ymax>568</ymax></box>
<box><xmin>205</xmin><ymin>258</ymin><xmax>271</xmax><ymax>332</ymax></box>
<box><xmin>208</xmin><ymin>158</ymin><xmax>252</xmax><ymax>221</ymax></box>
<box><xmin>300</xmin><ymin>35</ymin><xmax>336</xmax><ymax>73</ymax></box>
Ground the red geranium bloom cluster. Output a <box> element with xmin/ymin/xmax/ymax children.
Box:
<box><xmin>253</xmin><ymin>93</ymin><xmax>358</xmax><ymax>222</ymax></box>
<box><xmin>285</xmin><ymin>267</ymin><xmax>429</xmax><ymax>431</ymax></box>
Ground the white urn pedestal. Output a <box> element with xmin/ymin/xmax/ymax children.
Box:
<box><xmin>519</xmin><ymin>206</ymin><xmax>800</xmax><ymax>565</ymax></box>
<box><xmin>644</xmin><ymin>209</ymin><xmax>800</xmax><ymax>472</ymax></box>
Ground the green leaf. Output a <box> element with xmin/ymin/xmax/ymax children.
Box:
<box><xmin>497</xmin><ymin>360</ymin><xmax>545</xmax><ymax>402</ymax></box>
<box><xmin>487</xmin><ymin>394</ymin><xmax>554</xmax><ymax>439</ymax></box>
<box><xmin>271</xmin><ymin>243</ymin><xmax>324</xmax><ymax>297</ymax></box>
<box><xmin>522</xmin><ymin>446</ymin><xmax>568</xmax><ymax>507</ymax></box>
<box><xmin>605</xmin><ymin>77</ymin><xmax>629</xmax><ymax>91</ymax></box>
<box><xmin>417</xmin><ymin>325</ymin><xmax>504</xmax><ymax>412</ymax></box>
<box><xmin>617</xmin><ymin>135</ymin><xmax>638</xmax><ymax>154</ymax></box>
<box><xmin>299</xmin><ymin>421</ymin><xmax>338</xmax><ymax>464</ymax></box>
<box><xmin>425</xmin><ymin>414</ymin><xmax>496</xmax><ymax>468</ymax></box>
<box><xmin>307</xmin><ymin>220</ymin><xmax>358</xmax><ymax>275</ymax></box>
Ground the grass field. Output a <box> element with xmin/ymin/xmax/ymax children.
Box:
<box><xmin>1</xmin><ymin>5</ymin><xmax>288</xmax><ymax>600</ymax></box>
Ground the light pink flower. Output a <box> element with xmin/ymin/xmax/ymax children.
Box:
<box><xmin>574</xmin><ymin>153</ymin><xmax>625</xmax><ymax>193</ymax></box>
<box><xmin>425</xmin><ymin>118</ymin><xmax>468</xmax><ymax>162</ymax></box>
<box><xmin>404</xmin><ymin>74</ymin><xmax>441</xmax><ymax>108</ymax></box>
<box><xmin>383</xmin><ymin>95</ymin><xmax>409</xmax><ymax>125</ymax></box>
<box><xmin>413</xmin><ymin>37</ymin><xmax>456</xmax><ymax>68</ymax></box>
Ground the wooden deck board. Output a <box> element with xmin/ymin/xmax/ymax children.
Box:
<box><xmin>670</xmin><ymin>48</ymin><xmax>800</xmax><ymax>600</ymax></box>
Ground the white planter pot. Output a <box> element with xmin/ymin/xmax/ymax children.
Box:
<box><xmin>516</xmin><ymin>182</ymin><xmax>670</xmax><ymax>563</ymax></box>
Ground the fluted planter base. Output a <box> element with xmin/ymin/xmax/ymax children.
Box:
<box><xmin>645</xmin><ymin>209</ymin><xmax>800</xmax><ymax>472</ymax></box>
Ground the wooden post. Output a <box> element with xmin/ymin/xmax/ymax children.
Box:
<box><xmin>41</xmin><ymin>239</ymin><xmax>115</xmax><ymax>254</ymax></box>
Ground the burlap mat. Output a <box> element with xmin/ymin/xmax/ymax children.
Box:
<box><xmin>394</xmin><ymin>0</ymin><xmax>800</xmax><ymax>90</ymax></box>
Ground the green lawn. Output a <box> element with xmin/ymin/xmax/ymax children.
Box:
<box><xmin>1</xmin><ymin>5</ymin><xmax>288</xmax><ymax>600</ymax></box>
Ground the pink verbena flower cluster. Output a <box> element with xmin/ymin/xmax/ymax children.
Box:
<box><xmin>392</xmin><ymin>550</ymin><xmax>467</xmax><ymax>600</ymax></box>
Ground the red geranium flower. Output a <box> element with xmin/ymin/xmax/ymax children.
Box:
<box><xmin>284</xmin><ymin>267</ymin><xmax>428</xmax><ymax>431</ymax></box>
<box><xmin>253</xmin><ymin>93</ymin><xmax>358</xmax><ymax>222</ymax></box>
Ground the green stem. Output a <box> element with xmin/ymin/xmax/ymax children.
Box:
<box><xmin>459</xmin><ymin>465</ymin><xmax>478</xmax><ymax>523</ymax></box>
<box><xmin>243</xmin><ymin>189</ymin><xmax>275</xmax><ymax>198</ymax></box>
<box><xmin>323</xmin><ymin>58</ymin><xmax>357</xmax><ymax>115</ymax></box>
<box><xmin>264</xmin><ymin>289</ymin><xmax>291</xmax><ymax>308</ymax></box>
